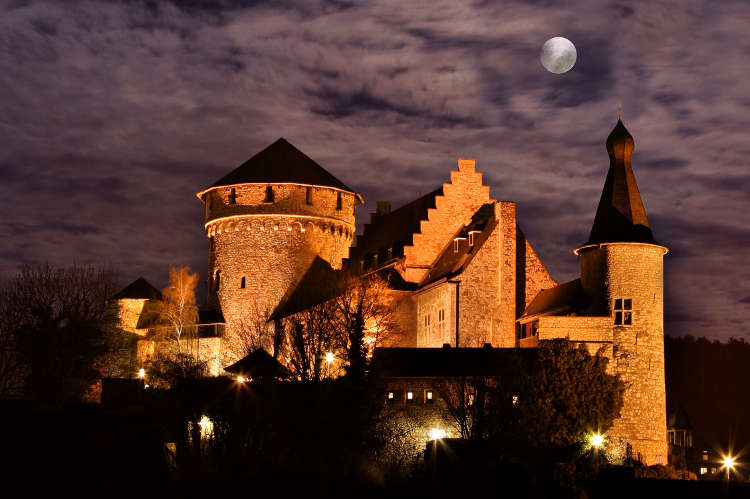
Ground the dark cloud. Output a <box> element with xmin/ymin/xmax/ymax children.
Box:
<box><xmin>0</xmin><ymin>0</ymin><xmax>748</xmax><ymax>340</ymax></box>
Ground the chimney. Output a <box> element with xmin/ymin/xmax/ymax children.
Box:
<box><xmin>376</xmin><ymin>201</ymin><xmax>392</xmax><ymax>216</ymax></box>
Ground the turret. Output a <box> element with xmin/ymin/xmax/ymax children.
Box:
<box><xmin>575</xmin><ymin>118</ymin><xmax>669</xmax><ymax>465</ymax></box>
<box><xmin>197</xmin><ymin>138</ymin><xmax>362</xmax><ymax>362</ymax></box>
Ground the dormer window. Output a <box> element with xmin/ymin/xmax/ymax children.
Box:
<box><xmin>614</xmin><ymin>298</ymin><xmax>632</xmax><ymax>325</ymax></box>
<box><xmin>336</xmin><ymin>192</ymin><xmax>342</xmax><ymax>210</ymax></box>
<box><xmin>306</xmin><ymin>187</ymin><xmax>312</xmax><ymax>205</ymax></box>
<box><xmin>228</xmin><ymin>188</ymin><xmax>237</xmax><ymax>205</ymax></box>
<box><xmin>453</xmin><ymin>237</ymin><xmax>466</xmax><ymax>253</ymax></box>
<box><xmin>468</xmin><ymin>230</ymin><xmax>480</xmax><ymax>247</ymax></box>
<box><xmin>264</xmin><ymin>185</ymin><xmax>274</xmax><ymax>203</ymax></box>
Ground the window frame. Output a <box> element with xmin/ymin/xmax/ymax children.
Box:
<box><xmin>613</xmin><ymin>298</ymin><xmax>633</xmax><ymax>326</ymax></box>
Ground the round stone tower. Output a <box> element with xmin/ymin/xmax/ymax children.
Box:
<box><xmin>197</xmin><ymin>138</ymin><xmax>362</xmax><ymax>361</ymax></box>
<box><xmin>575</xmin><ymin>118</ymin><xmax>669</xmax><ymax>465</ymax></box>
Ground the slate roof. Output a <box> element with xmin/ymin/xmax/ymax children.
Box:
<box><xmin>109</xmin><ymin>277</ymin><xmax>161</xmax><ymax>301</ymax></box>
<box><xmin>224</xmin><ymin>348</ymin><xmax>290</xmax><ymax>379</ymax></box>
<box><xmin>582</xmin><ymin>119</ymin><xmax>659</xmax><ymax>247</ymax></box>
<box><xmin>199</xmin><ymin>138</ymin><xmax>360</xmax><ymax>199</ymax></box>
<box><xmin>372</xmin><ymin>346</ymin><xmax>537</xmax><ymax>378</ymax></box>
<box><xmin>420</xmin><ymin>203</ymin><xmax>497</xmax><ymax>287</ymax></box>
<box><xmin>350</xmin><ymin>187</ymin><xmax>443</xmax><ymax>262</ymax></box>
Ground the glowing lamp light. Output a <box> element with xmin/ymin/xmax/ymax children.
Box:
<box><xmin>589</xmin><ymin>433</ymin><xmax>604</xmax><ymax>448</ymax></box>
<box><xmin>428</xmin><ymin>428</ymin><xmax>447</xmax><ymax>441</ymax></box>
<box><xmin>137</xmin><ymin>368</ymin><xmax>145</xmax><ymax>379</ymax></box>
<box><xmin>237</xmin><ymin>375</ymin><xmax>246</xmax><ymax>383</ymax></box>
<box><xmin>325</xmin><ymin>352</ymin><xmax>335</xmax><ymax>364</ymax></box>
<box><xmin>723</xmin><ymin>456</ymin><xmax>735</xmax><ymax>469</ymax></box>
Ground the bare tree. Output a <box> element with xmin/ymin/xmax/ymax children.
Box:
<box><xmin>433</xmin><ymin>376</ymin><xmax>495</xmax><ymax>440</ymax></box>
<box><xmin>284</xmin><ymin>299</ymin><xmax>341</xmax><ymax>382</ymax></box>
<box><xmin>154</xmin><ymin>266</ymin><xmax>199</xmax><ymax>353</ymax></box>
<box><xmin>226</xmin><ymin>301</ymin><xmax>275</xmax><ymax>361</ymax></box>
<box><xmin>0</xmin><ymin>264</ymin><xmax>118</xmax><ymax>404</ymax></box>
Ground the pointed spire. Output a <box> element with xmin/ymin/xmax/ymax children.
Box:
<box><xmin>581</xmin><ymin>118</ymin><xmax>659</xmax><ymax>247</ymax></box>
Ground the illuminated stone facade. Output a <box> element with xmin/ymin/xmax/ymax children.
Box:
<box><xmin>112</xmin><ymin>118</ymin><xmax>668</xmax><ymax>465</ymax></box>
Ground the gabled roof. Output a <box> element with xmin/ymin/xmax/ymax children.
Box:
<box><xmin>420</xmin><ymin>203</ymin><xmax>497</xmax><ymax>287</ymax></box>
<box><xmin>519</xmin><ymin>278</ymin><xmax>604</xmax><ymax>320</ymax></box>
<box><xmin>581</xmin><ymin>119</ymin><xmax>659</xmax><ymax>248</ymax></box>
<box><xmin>109</xmin><ymin>277</ymin><xmax>161</xmax><ymax>301</ymax></box>
<box><xmin>198</xmin><ymin>138</ymin><xmax>360</xmax><ymax>200</ymax></box>
<box><xmin>372</xmin><ymin>346</ymin><xmax>538</xmax><ymax>378</ymax></box>
<box><xmin>224</xmin><ymin>348</ymin><xmax>289</xmax><ymax>379</ymax></box>
<box><xmin>350</xmin><ymin>187</ymin><xmax>443</xmax><ymax>262</ymax></box>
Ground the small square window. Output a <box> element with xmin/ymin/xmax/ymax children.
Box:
<box><xmin>614</xmin><ymin>298</ymin><xmax>632</xmax><ymax>326</ymax></box>
<box><xmin>426</xmin><ymin>390</ymin><xmax>434</xmax><ymax>403</ymax></box>
<box><xmin>407</xmin><ymin>391</ymin><xmax>413</xmax><ymax>402</ymax></box>
<box><xmin>387</xmin><ymin>391</ymin><xmax>394</xmax><ymax>400</ymax></box>
<box><xmin>700</xmin><ymin>467</ymin><xmax>707</xmax><ymax>475</ymax></box>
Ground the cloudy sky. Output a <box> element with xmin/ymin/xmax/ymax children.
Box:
<box><xmin>1</xmin><ymin>0</ymin><xmax>748</xmax><ymax>341</ymax></box>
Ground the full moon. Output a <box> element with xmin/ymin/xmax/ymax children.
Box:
<box><xmin>540</xmin><ymin>37</ymin><xmax>577</xmax><ymax>74</ymax></box>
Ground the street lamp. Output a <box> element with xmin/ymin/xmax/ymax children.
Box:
<box><xmin>325</xmin><ymin>352</ymin><xmax>334</xmax><ymax>363</ymax></box>
<box><xmin>723</xmin><ymin>455</ymin><xmax>735</xmax><ymax>481</ymax></box>
<box><xmin>137</xmin><ymin>368</ymin><xmax>145</xmax><ymax>379</ymax></box>
<box><xmin>590</xmin><ymin>433</ymin><xmax>604</xmax><ymax>448</ymax></box>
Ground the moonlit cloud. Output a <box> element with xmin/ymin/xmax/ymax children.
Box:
<box><xmin>1</xmin><ymin>0</ymin><xmax>748</xmax><ymax>340</ymax></box>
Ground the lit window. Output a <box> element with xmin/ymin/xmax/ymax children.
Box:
<box><xmin>426</xmin><ymin>390</ymin><xmax>434</xmax><ymax>403</ymax></box>
<box><xmin>387</xmin><ymin>391</ymin><xmax>394</xmax><ymax>400</ymax></box>
<box><xmin>336</xmin><ymin>192</ymin><xmax>342</xmax><ymax>210</ymax></box>
<box><xmin>512</xmin><ymin>395</ymin><xmax>519</xmax><ymax>406</ymax></box>
<box><xmin>407</xmin><ymin>391</ymin><xmax>413</xmax><ymax>402</ymax></box>
<box><xmin>228</xmin><ymin>187</ymin><xmax>236</xmax><ymax>204</ymax></box>
<box><xmin>700</xmin><ymin>467</ymin><xmax>707</xmax><ymax>475</ymax></box>
<box><xmin>467</xmin><ymin>393</ymin><xmax>475</xmax><ymax>406</ymax></box>
<box><xmin>240</xmin><ymin>276</ymin><xmax>245</xmax><ymax>289</ymax></box>
<box><xmin>614</xmin><ymin>298</ymin><xmax>632</xmax><ymax>325</ymax></box>
<box><xmin>264</xmin><ymin>185</ymin><xmax>274</xmax><ymax>203</ymax></box>
<box><xmin>306</xmin><ymin>187</ymin><xmax>312</xmax><ymax>205</ymax></box>
<box><xmin>702</xmin><ymin>454</ymin><xmax>709</xmax><ymax>461</ymax></box>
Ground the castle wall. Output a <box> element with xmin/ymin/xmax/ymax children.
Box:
<box><xmin>111</xmin><ymin>298</ymin><xmax>150</xmax><ymax>335</ymax></box>
<box><xmin>416</xmin><ymin>282</ymin><xmax>456</xmax><ymax>347</ymax></box>
<box><xmin>204</xmin><ymin>184</ymin><xmax>357</xmax><ymax>365</ymax></box>
<box><xmin>579</xmin><ymin>243</ymin><xmax>667</xmax><ymax>465</ymax></box>
<box><xmin>537</xmin><ymin>316</ymin><xmax>614</xmax><ymax>359</ymax></box>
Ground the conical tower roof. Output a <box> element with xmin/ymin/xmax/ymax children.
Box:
<box><xmin>197</xmin><ymin>138</ymin><xmax>360</xmax><ymax>200</ymax></box>
<box><xmin>581</xmin><ymin>118</ymin><xmax>659</xmax><ymax>247</ymax></box>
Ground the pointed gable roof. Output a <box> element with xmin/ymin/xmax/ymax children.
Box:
<box><xmin>198</xmin><ymin>138</ymin><xmax>360</xmax><ymax>200</ymax></box>
<box><xmin>109</xmin><ymin>277</ymin><xmax>161</xmax><ymax>301</ymax></box>
<box><xmin>581</xmin><ymin>118</ymin><xmax>659</xmax><ymax>248</ymax></box>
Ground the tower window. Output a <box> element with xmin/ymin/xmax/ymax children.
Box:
<box><xmin>336</xmin><ymin>192</ymin><xmax>342</xmax><ymax>210</ymax></box>
<box><xmin>426</xmin><ymin>390</ymin><xmax>434</xmax><ymax>403</ymax></box>
<box><xmin>228</xmin><ymin>188</ymin><xmax>237</xmax><ymax>204</ymax></box>
<box><xmin>209</xmin><ymin>237</ymin><xmax>214</xmax><ymax>252</ymax></box>
<box><xmin>614</xmin><ymin>298</ymin><xmax>632</xmax><ymax>325</ymax></box>
<box><xmin>240</xmin><ymin>276</ymin><xmax>246</xmax><ymax>289</ymax></box>
<box><xmin>264</xmin><ymin>185</ymin><xmax>274</xmax><ymax>203</ymax></box>
<box><xmin>214</xmin><ymin>270</ymin><xmax>221</xmax><ymax>291</ymax></box>
<box><xmin>406</xmin><ymin>391</ymin><xmax>414</xmax><ymax>403</ymax></box>
<box><xmin>306</xmin><ymin>187</ymin><xmax>312</xmax><ymax>205</ymax></box>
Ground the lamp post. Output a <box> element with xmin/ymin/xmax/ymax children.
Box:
<box><xmin>723</xmin><ymin>455</ymin><xmax>735</xmax><ymax>482</ymax></box>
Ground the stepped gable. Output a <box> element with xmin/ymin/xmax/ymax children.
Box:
<box><xmin>350</xmin><ymin>187</ymin><xmax>444</xmax><ymax>262</ymax></box>
<box><xmin>109</xmin><ymin>277</ymin><xmax>161</xmax><ymax>301</ymax></box>
<box><xmin>582</xmin><ymin>119</ymin><xmax>658</xmax><ymax>247</ymax></box>
<box><xmin>402</xmin><ymin>159</ymin><xmax>492</xmax><ymax>282</ymax></box>
<box><xmin>420</xmin><ymin>203</ymin><xmax>498</xmax><ymax>287</ymax></box>
<box><xmin>199</xmin><ymin>138</ymin><xmax>360</xmax><ymax>199</ymax></box>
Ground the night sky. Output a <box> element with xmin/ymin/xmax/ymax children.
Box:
<box><xmin>2</xmin><ymin>0</ymin><xmax>748</xmax><ymax>341</ymax></box>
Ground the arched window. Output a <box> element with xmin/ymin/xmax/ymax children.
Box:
<box><xmin>264</xmin><ymin>185</ymin><xmax>274</xmax><ymax>203</ymax></box>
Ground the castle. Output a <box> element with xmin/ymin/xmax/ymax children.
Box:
<box><xmin>113</xmin><ymin>117</ymin><xmax>668</xmax><ymax>465</ymax></box>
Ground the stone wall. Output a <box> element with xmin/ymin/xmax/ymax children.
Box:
<box><xmin>579</xmin><ymin>242</ymin><xmax>668</xmax><ymax>465</ymax></box>
<box><xmin>203</xmin><ymin>183</ymin><xmax>358</xmax><ymax>366</ymax></box>
<box><xmin>136</xmin><ymin>336</ymin><xmax>224</xmax><ymax>377</ymax></box>
<box><xmin>403</xmin><ymin>159</ymin><xmax>491</xmax><ymax>283</ymax></box>
<box><xmin>415</xmin><ymin>282</ymin><xmax>456</xmax><ymax>347</ymax></box>
<box><xmin>111</xmin><ymin>298</ymin><xmax>151</xmax><ymax>335</ymax></box>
